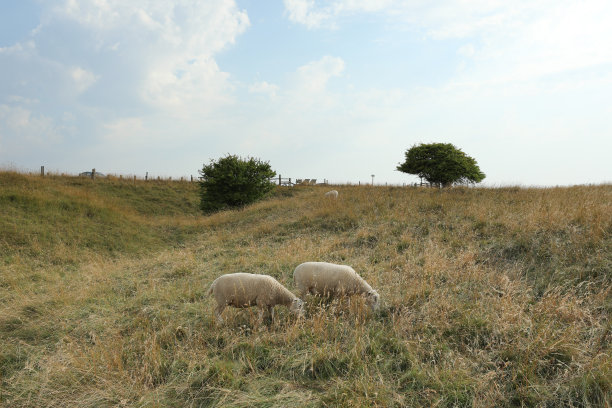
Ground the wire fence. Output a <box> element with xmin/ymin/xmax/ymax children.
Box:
<box><xmin>33</xmin><ymin>166</ymin><xmax>197</xmax><ymax>182</ymax></box>
<box><xmin>28</xmin><ymin>166</ymin><xmax>424</xmax><ymax>187</ymax></box>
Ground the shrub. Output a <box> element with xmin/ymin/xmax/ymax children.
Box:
<box><xmin>198</xmin><ymin>155</ymin><xmax>276</xmax><ymax>214</ymax></box>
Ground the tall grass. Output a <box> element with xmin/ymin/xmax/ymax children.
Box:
<box><xmin>1</xmin><ymin>172</ymin><xmax>610</xmax><ymax>407</ymax></box>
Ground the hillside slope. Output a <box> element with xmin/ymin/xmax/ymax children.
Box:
<box><xmin>0</xmin><ymin>172</ymin><xmax>201</xmax><ymax>263</ymax></box>
<box><xmin>1</xmin><ymin>173</ymin><xmax>610</xmax><ymax>407</ymax></box>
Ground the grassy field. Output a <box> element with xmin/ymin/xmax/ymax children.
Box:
<box><xmin>0</xmin><ymin>171</ymin><xmax>610</xmax><ymax>407</ymax></box>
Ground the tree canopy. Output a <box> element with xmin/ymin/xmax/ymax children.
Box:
<box><xmin>198</xmin><ymin>154</ymin><xmax>276</xmax><ymax>213</ymax></box>
<box><xmin>397</xmin><ymin>143</ymin><xmax>485</xmax><ymax>187</ymax></box>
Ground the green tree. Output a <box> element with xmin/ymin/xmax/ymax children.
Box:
<box><xmin>198</xmin><ymin>154</ymin><xmax>276</xmax><ymax>213</ymax></box>
<box><xmin>397</xmin><ymin>143</ymin><xmax>485</xmax><ymax>187</ymax></box>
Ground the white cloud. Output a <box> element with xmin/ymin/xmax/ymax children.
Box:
<box><xmin>142</xmin><ymin>57</ymin><xmax>233</xmax><ymax>114</ymax></box>
<box><xmin>226</xmin><ymin>56</ymin><xmax>350</xmax><ymax>153</ymax></box>
<box><xmin>273</xmin><ymin>55</ymin><xmax>346</xmax><ymax>113</ymax></box>
<box><xmin>50</xmin><ymin>0</ymin><xmax>250</xmax><ymax>115</ymax></box>
<box><xmin>0</xmin><ymin>0</ymin><xmax>253</xmax><ymax>170</ymax></box>
<box><xmin>102</xmin><ymin>117</ymin><xmax>147</xmax><ymax>145</ymax></box>
<box><xmin>0</xmin><ymin>40</ymin><xmax>36</xmax><ymax>55</ymax></box>
<box><xmin>283</xmin><ymin>0</ymin><xmax>333</xmax><ymax>29</ymax></box>
<box><xmin>457</xmin><ymin>44</ymin><xmax>475</xmax><ymax>58</ymax></box>
<box><xmin>249</xmin><ymin>81</ymin><xmax>279</xmax><ymax>98</ymax></box>
<box><xmin>283</xmin><ymin>0</ymin><xmax>393</xmax><ymax>29</ymax></box>
<box><xmin>70</xmin><ymin>67</ymin><xmax>99</xmax><ymax>93</ymax></box>
<box><xmin>57</xmin><ymin>0</ymin><xmax>140</xmax><ymax>30</ymax></box>
<box><xmin>284</xmin><ymin>0</ymin><xmax>551</xmax><ymax>39</ymax></box>
<box><xmin>296</xmin><ymin>55</ymin><xmax>344</xmax><ymax>93</ymax></box>
<box><xmin>285</xmin><ymin>0</ymin><xmax>612</xmax><ymax>89</ymax></box>
<box><xmin>0</xmin><ymin>105</ymin><xmax>63</xmax><ymax>149</ymax></box>
<box><xmin>282</xmin><ymin>0</ymin><xmax>550</xmax><ymax>38</ymax></box>
<box><xmin>335</xmin><ymin>0</ymin><xmax>394</xmax><ymax>13</ymax></box>
<box><xmin>54</xmin><ymin>1</ymin><xmax>249</xmax><ymax>53</ymax></box>
<box><xmin>6</xmin><ymin>95</ymin><xmax>40</xmax><ymax>105</ymax></box>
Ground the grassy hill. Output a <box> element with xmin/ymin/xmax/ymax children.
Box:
<box><xmin>0</xmin><ymin>172</ymin><xmax>610</xmax><ymax>407</ymax></box>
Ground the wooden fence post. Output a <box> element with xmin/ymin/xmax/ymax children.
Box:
<box><xmin>41</xmin><ymin>166</ymin><xmax>45</xmax><ymax>177</ymax></box>
<box><xmin>145</xmin><ymin>172</ymin><xmax>148</xmax><ymax>181</ymax></box>
<box><xmin>278</xmin><ymin>174</ymin><xmax>281</xmax><ymax>185</ymax></box>
<box><xmin>92</xmin><ymin>168</ymin><xmax>96</xmax><ymax>180</ymax></box>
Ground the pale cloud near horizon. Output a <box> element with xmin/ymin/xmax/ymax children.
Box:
<box><xmin>0</xmin><ymin>105</ymin><xmax>64</xmax><ymax>153</ymax></box>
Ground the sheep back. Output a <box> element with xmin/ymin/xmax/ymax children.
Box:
<box><xmin>210</xmin><ymin>273</ymin><xmax>296</xmax><ymax>308</ymax></box>
<box><xmin>293</xmin><ymin>262</ymin><xmax>372</xmax><ymax>296</ymax></box>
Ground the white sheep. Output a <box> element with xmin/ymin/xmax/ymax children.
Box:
<box><xmin>293</xmin><ymin>262</ymin><xmax>380</xmax><ymax>311</ymax></box>
<box><xmin>324</xmin><ymin>190</ymin><xmax>339</xmax><ymax>199</ymax></box>
<box><xmin>208</xmin><ymin>273</ymin><xmax>304</xmax><ymax>324</ymax></box>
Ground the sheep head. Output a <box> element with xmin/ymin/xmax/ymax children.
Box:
<box><xmin>366</xmin><ymin>290</ymin><xmax>380</xmax><ymax>311</ymax></box>
<box><xmin>290</xmin><ymin>298</ymin><xmax>305</xmax><ymax>316</ymax></box>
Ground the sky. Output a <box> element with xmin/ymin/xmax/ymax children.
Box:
<box><xmin>1</xmin><ymin>0</ymin><xmax>611</xmax><ymax>186</ymax></box>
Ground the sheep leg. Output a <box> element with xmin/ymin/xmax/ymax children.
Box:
<box><xmin>268</xmin><ymin>306</ymin><xmax>275</xmax><ymax>323</ymax></box>
<box><xmin>214</xmin><ymin>304</ymin><xmax>226</xmax><ymax>325</ymax></box>
<box><xmin>257</xmin><ymin>307</ymin><xmax>266</xmax><ymax>325</ymax></box>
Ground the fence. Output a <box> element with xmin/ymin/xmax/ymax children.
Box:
<box><xmin>38</xmin><ymin>166</ymin><xmax>197</xmax><ymax>183</ymax></box>
<box><xmin>269</xmin><ymin>175</ymin><xmax>329</xmax><ymax>186</ymax></box>
<box><xmin>36</xmin><ymin>167</ymin><xmax>325</xmax><ymax>185</ymax></box>
<box><xmin>34</xmin><ymin>166</ymin><xmax>423</xmax><ymax>187</ymax></box>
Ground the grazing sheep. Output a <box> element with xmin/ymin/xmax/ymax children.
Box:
<box><xmin>324</xmin><ymin>190</ymin><xmax>338</xmax><ymax>199</ymax></box>
<box><xmin>208</xmin><ymin>273</ymin><xmax>304</xmax><ymax>324</ymax></box>
<box><xmin>293</xmin><ymin>262</ymin><xmax>380</xmax><ymax>311</ymax></box>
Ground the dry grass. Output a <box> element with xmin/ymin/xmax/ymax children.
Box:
<box><xmin>1</xmin><ymin>172</ymin><xmax>610</xmax><ymax>407</ymax></box>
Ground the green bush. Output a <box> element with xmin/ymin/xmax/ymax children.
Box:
<box><xmin>198</xmin><ymin>155</ymin><xmax>276</xmax><ymax>214</ymax></box>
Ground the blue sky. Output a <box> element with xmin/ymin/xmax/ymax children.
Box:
<box><xmin>1</xmin><ymin>0</ymin><xmax>611</xmax><ymax>185</ymax></box>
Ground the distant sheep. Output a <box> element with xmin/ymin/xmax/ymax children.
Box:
<box><xmin>324</xmin><ymin>190</ymin><xmax>338</xmax><ymax>199</ymax></box>
<box><xmin>208</xmin><ymin>273</ymin><xmax>304</xmax><ymax>324</ymax></box>
<box><xmin>293</xmin><ymin>262</ymin><xmax>380</xmax><ymax>311</ymax></box>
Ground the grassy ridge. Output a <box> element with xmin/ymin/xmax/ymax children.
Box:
<box><xmin>0</xmin><ymin>172</ymin><xmax>610</xmax><ymax>407</ymax></box>
<box><xmin>0</xmin><ymin>172</ymin><xmax>201</xmax><ymax>263</ymax></box>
